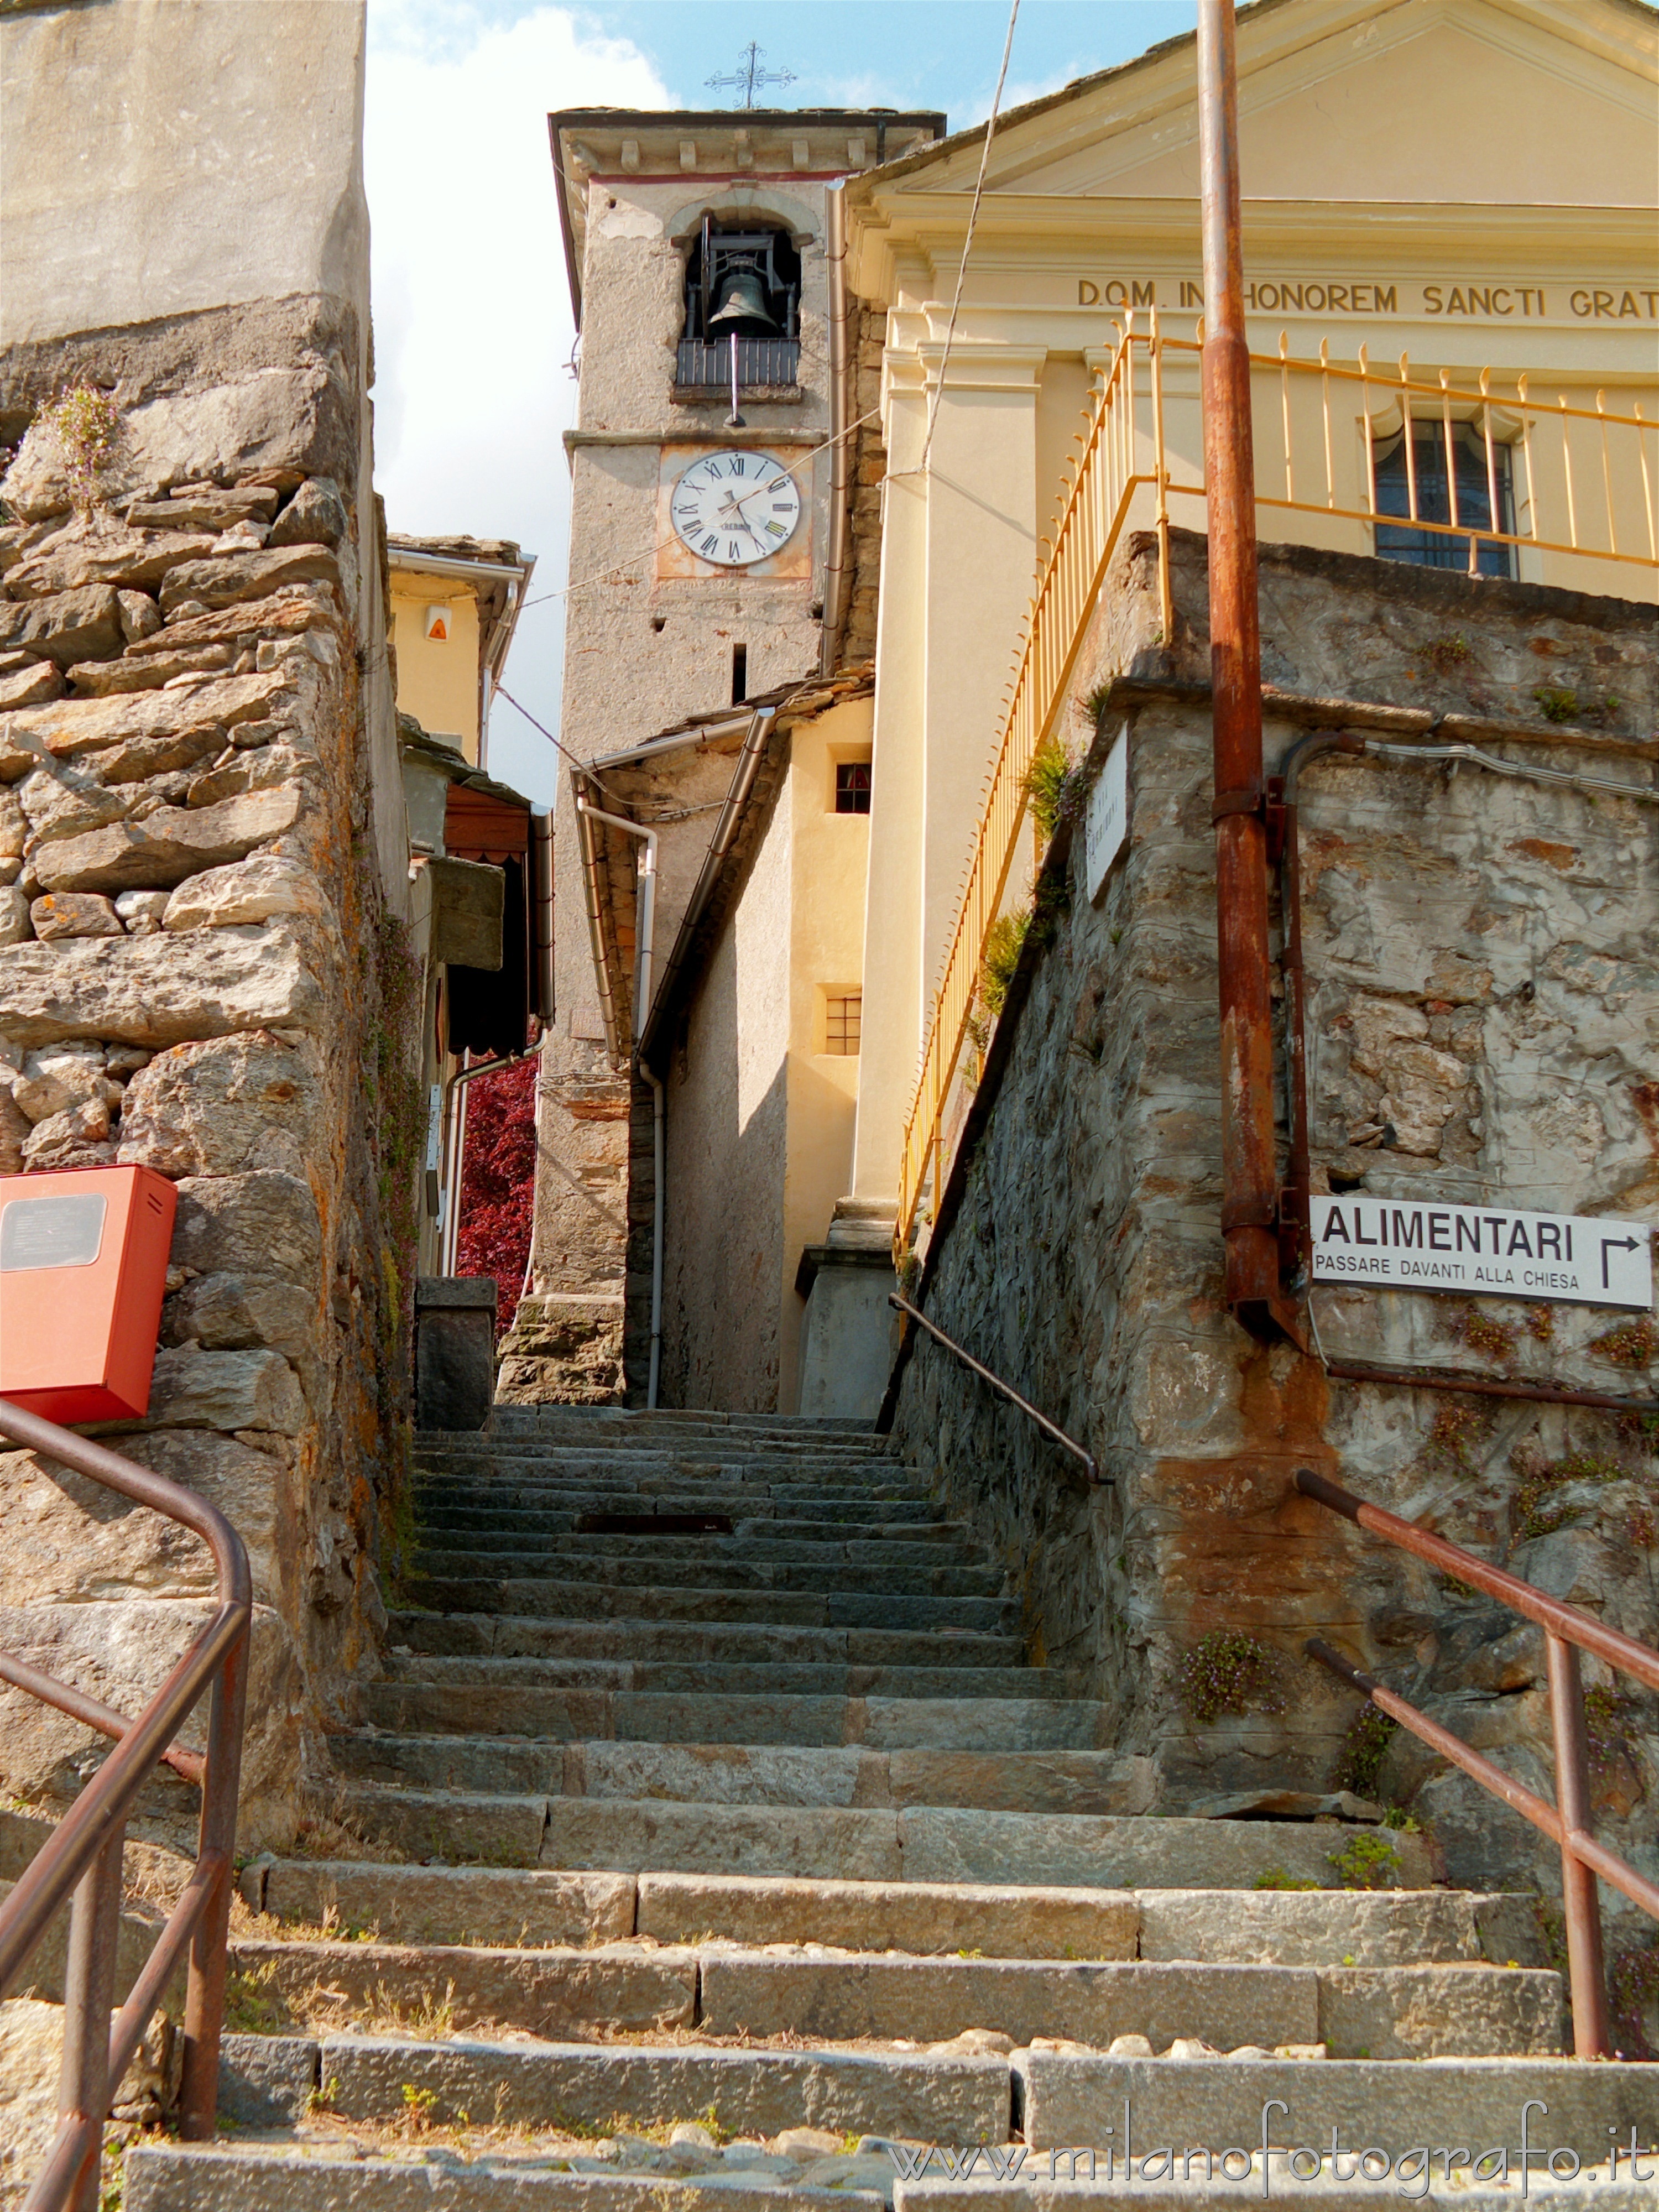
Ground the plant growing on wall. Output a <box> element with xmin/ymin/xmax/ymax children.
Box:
<box><xmin>35</xmin><ymin>382</ymin><xmax>121</xmax><ymax>515</ymax></box>
<box><xmin>1177</xmin><ymin>1630</ymin><xmax>1286</xmax><ymax>1725</ymax></box>
<box><xmin>454</xmin><ymin>1056</ymin><xmax>539</xmax><ymax>1337</ymax></box>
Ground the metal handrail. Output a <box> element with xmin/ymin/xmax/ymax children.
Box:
<box><xmin>0</xmin><ymin>1395</ymin><xmax>251</xmax><ymax>2212</ymax></box>
<box><xmin>1296</xmin><ymin>1465</ymin><xmax>1659</xmax><ymax>2058</ymax></box>
<box><xmin>889</xmin><ymin>1293</ymin><xmax>1105</xmax><ymax>1485</ymax></box>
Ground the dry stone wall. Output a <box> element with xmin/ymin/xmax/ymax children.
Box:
<box><xmin>0</xmin><ymin>305</ymin><xmax>413</xmax><ymax>1848</ymax></box>
<box><xmin>895</xmin><ymin>530</ymin><xmax>1659</xmax><ymax>1962</ymax></box>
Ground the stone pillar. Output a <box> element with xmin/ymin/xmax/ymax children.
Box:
<box><xmin>796</xmin><ymin>1199</ymin><xmax>900</xmax><ymax>1418</ymax></box>
<box><xmin>414</xmin><ymin>1277</ymin><xmax>497</xmax><ymax>1431</ymax></box>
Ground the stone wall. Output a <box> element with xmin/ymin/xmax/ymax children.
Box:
<box><xmin>894</xmin><ymin>528</ymin><xmax>1659</xmax><ymax>1944</ymax></box>
<box><xmin>0</xmin><ymin>1</ymin><xmax>413</xmax><ymax>1850</ymax></box>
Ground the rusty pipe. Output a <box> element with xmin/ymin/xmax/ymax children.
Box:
<box><xmin>1547</xmin><ymin>1633</ymin><xmax>1613</xmax><ymax>2056</ymax></box>
<box><xmin>1322</xmin><ymin>1355</ymin><xmax>1659</xmax><ymax>1417</ymax></box>
<box><xmin>1197</xmin><ymin>0</ymin><xmax>1291</xmax><ymax>1343</ymax></box>
<box><xmin>1273</xmin><ymin>731</ymin><xmax>1367</xmax><ymax>1281</ymax></box>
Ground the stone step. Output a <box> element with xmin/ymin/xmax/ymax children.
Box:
<box><xmin>324</xmin><ymin>1735</ymin><xmax>1147</xmax><ymax>1814</ymax></box>
<box><xmin>385</xmin><ymin>1614</ymin><xmax>1025</xmax><ymax>1670</ymax></box>
<box><xmin>414</xmin><ymin>1493</ymin><xmax>943</xmax><ymax>1527</ymax></box>
<box><xmin>411</xmin><ymin>1534</ymin><xmax>980</xmax><ymax>1569</ymax></box>
<box><xmin>359</xmin><ymin>1687</ymin><xmax>1105</xmax><ymax>1747</ymax></box>
<box><xmin>250</xmin><ymin>1860</ymin><xmax>1536</xmax><ymax>1966</ymax></box>
<box><xmin>400</xmin><ymin>1579</ymin><xmax>1019</xmax><ymax>1632</ymax></box>
<box><xmin>694</xmin><ymin>1954</ymin><xmax>1558</xmax><ymax>2059</ymax></box>
<box><xmin>1010</xmin><ymin>2046</ymin><xmax>1659</xmax><ymax>2160</ymax></box>
<box><xmin>481</xmin><ymin>1411</ymin><xmax>886</xmax><ymax>1442</ymax></box>
<box><xmin>329</xmin><ymin>1794</ymin><xmax>1438</xmax><ymax>1888</ymax></box>
<box><xmin>897</xmin><ymin>2185</ymin><xmax>1650</xmax><ymax>2212</ymax></box>
<box><xmin>413</xmin><ymin>1530</ymin><xmax>985</xmax><ymax>1566</ymax></box>
<box><xmin>128</xmin><ymin>2148</ymin><xmax>887</xmax><ymax>2212</ymax></box>
<box><xmin>416</xmin><ymin>1459</ymin><xmax>905</xmax><ymax>1490</ymax></box>
<box><xmin>406</xmin><ymin>1553</ymin><xmax>1006</xmax><ymax>1597</ymax></box>
<box><xmin>204</xmin><ymin>2029</ymin><xmax>1005</xmax><ymax>2139</ymax></box>
<box><xmin>220</xmin><ymin>1936</ymin><xmax>1558</xmax><ymax>2059</ymax></box>
<box><xmin>375</xmin><ymin>1657</ymin><xmax>1073</xmax><ymax>1703</ymax></box>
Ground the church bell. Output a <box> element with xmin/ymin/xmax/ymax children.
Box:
<box><xmin>708</xmin><ymin>269</ymin><xmax>779</xmax><ymax>337</ymax></box>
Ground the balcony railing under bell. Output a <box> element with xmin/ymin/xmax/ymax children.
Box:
<box><xmin>676</xmin><ymin>337</ymin><xmax>800</xmax><ymax>392</ymax></box>
<box><xmin>893</xmin><ymin>311</ymin><xmax>1659</xmax><ymax>1262</ymax></box>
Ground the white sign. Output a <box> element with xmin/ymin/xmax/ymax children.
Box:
<box><xmin>1084</xmin><ymin>721</ymin><xmax>1129</xmax><ymax>903</ymax></box>
<box><xmin>1310</xmin><ymin>1194</ymin><xmax>1652</xmax><ymax>1311</ymax></box>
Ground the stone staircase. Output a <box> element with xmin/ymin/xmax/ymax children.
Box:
<box><xmin>123</xmin><ymin>1408</ymin><xmax>1659</xmax><ymax>2207</ymax></box>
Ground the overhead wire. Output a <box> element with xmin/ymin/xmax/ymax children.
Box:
<box><xmin>891</xmin><ymin>0</ymin><xmax>1022</xmax><ymax>485</ymax></box>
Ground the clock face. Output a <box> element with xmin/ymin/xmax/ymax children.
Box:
<box><xmin>670</xmin><ymin>451</ymin><xmax>801</xmax><ymax>568</ymax></box>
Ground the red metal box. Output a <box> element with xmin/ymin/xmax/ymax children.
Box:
<box><xmin>0</xmin><ymin>1165</ymin><xmax>177</xmax><ymax>1422</ymax></box>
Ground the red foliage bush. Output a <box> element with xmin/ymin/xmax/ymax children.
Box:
<box><xmin>453</xmin><ymin>1056</ymin><xmax>538</xmax><ymax>1335</ymax></box>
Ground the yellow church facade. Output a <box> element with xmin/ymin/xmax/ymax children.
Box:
<box><xmin>840</xmin><ymin>0</ymin><xmax>1659</xmax><ymax>1297</ymax></box>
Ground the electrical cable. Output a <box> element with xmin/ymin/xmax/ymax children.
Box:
<box><xmin>1364</xmin><ymin>738</ymin><xmax>1658</xmax><ymax>807</ymax></box>
<box><xmin>892</xmin><ymin>0</ymin><xmax>1022</xmax><ymax>485</ymax></box>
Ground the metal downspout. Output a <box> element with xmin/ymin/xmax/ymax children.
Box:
<box><xmin>576</xmin><ymin>798</ymin><xmax>663</xmax><ymax>1408</ymax></box>
<box><xmin>1197</xmin><ymin>0</ymin><xmax>1296</xmax><ymax>1345</ymax></box>
<box><xmin>635</xmin><ymin>705</ymin><xmax>779</xmax><ymax>1072</ymax></box>
<box><xmin>821</xmin><ymin>185</ymin><xmax>853</xmax><ymax>677</ymax></box>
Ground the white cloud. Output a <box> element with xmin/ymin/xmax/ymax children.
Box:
<box><xmin>363</xmin><ymin>2</ymin><xmax>670</xmax><ymax>802</ymax></box>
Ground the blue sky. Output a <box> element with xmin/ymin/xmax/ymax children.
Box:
<box><xmin>363</xmin><ymin>3</ymin><xmax>1198</xmax><ymax>802</ymax></box>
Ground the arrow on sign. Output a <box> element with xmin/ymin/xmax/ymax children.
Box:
<box><xmin>1601</xmin><ymin>1235</ymin><xmax>1642</xmax><ymax>1289</ymax></box>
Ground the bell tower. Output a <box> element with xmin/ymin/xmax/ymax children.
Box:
<box><xmin>510</xmin><ymin>105</ymin><xmax>943</xmax><ymax>1401</ymax></box>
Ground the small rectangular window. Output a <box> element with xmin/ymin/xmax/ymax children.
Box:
<box><xmin>834</xmin><ymin>761</ymin><xmax>872</xmax><ymax>815</ymax></box>
<box><xmin>731</xmin><ymin>643</ymin><xmax>748</xmax><ymax>704</ymax></box>
<box><xmin>824</xmin><ymin>993</ymin><xmax>862</xmax><ymax>1056</ymax></box>
<box><xmin>1373</xmin><ymin>422</ymin><xmax>1516</xmax><ymax>578</ymax></box>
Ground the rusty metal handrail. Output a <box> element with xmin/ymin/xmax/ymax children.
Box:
<box><xmin>893</xmin><ymin>317</ymin><xmax>1659</xmax><ymax>1270</ymax></box>
<box><xmin>1296</xmin><ymin>1465</ymin><xmax>1659</xmax><ymax>2058</ymax></box>
<box><xmin>0</xmin><ymin>1395</ymin><xmax>251</xmax><ymax>2212</ymax></box>
<box><xmin>889</xmin><ymin>1293</ymin><xmax>1105</xmax><ymax>1485</ymax></box>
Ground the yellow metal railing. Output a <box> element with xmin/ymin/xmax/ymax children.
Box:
<box><xmin>893</xmin><ymin>315</ymin><xmax>1659</xmax><ymax>1260</ymax></box>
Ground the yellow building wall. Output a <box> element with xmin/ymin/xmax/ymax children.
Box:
<box><xmin>779</xmin><ymin>696</ymin><xmax>872</xmax><ymax>1410</ymax></box>
<box><xmin>845</xmin><ymin>1</ymin><xmax>1658</xmax><ymax>1214</ymax></box>
<box><xmin>390</xmin><ymin>577</ymin><xmax>482</xmax><ymax>760</ymax></box>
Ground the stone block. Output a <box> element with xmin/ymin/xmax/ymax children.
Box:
<box><xmin>29</xmin><ymin>890</ymin><xmax>122</xmax><ymax>939</ymax></box>
<box><xmin>542</xmin><ymin>1799</ymin><xmax>904</xmax><ymax>1882</ymax></box>
<box><xmin>416</xmin><ymin>1278</ymin><xmax>499</xmax><ymax>1431</ymax></box>
<box><xmin>896</xmin><ymin>1811</ymin><xmax>1431</xmax><ymax>1891</ymax></box>
<box><xmin>114</xmin><ymin>1430</ymin><xmax>286</xmax><ymax>1606</ymax></box>
<box><xmin>231</xmin><ymin>1936</ymin><xmax>698</xmax><ymax>2038</ymax></box>
<box><xmin>162</xmin><ymin>854</ymin><xmax>329</xmax><ymax>931</ymax></box>
<box><xmin>335</xmin><ymin>1786</ymin><xmax>549</xmax><ymax>1867</ymax></box>
<box><xmin>140</xmin><ymin>1345</ymin><xmax>305</xmax><ymax>1434</ymax></box>
<box><xmin>0</xmin><ymin>886</ymin><xmax>32</xmax><ymax>945</ymax></box>
<box><xmin>116</xmin><ymin>888</ymin><xmax>170</xmax><ymax>932</ymax></box>
<box><xmin>2</xmin><ymin>671</ymin><xmax>291</xmax><ymax>772</ymax></box>
<box><xmin>700</xmin><ymin>1957</ymin><xmax>1318</xmax><ymax>2052</ymax></box>
<box><xmin>1316</xmin><ymin>1964</ymin><xmax>1562</xmax><ymax>2059</ymax></box>
<box><xmin>117</xmin><ymin>1030</ymin><xmax>323</xmax><ymax>1178</ymax></box>
<box><xmin>158</xmin><ymin>544</ymin><xmax>341</xmax><ymax>613</ymax></box>
<box><xmin>317</xmin><ymin>2036</ymin><xmax>1012</xmax><ymax>2144</ymax></box>
<box><xmin>0</xmin><ymin>583</ymin><xmax>124</xmax><ymax>665</ymax></box>
<box><xmin>257</xmin><ymin>1861</ymin><xmax>635</xmax><ymax>1949</ymax></box>
<box><xmin>1013</xmin><ymin>2049</ymin><xmax>1659</xmax><ymax>2158</ymax></box>
<box><xmin>6</xmin><ymin>526</ymin><xmax>221</xmax><ymax>599</ymax></box>
<box><xmin>71</xmin><ymin>644</ymin><xmax>234</xmax><ymax>696</ymax></box>
<box><xmin>0</xmin><ymin>659</ymin><xmax>63</xmax><ymax>707</ymax></box>
<box><xmin>32</xmin><ymin>780</ymin><xmax>304</xmax><ymax>893</ymax></box>
<box><xmin>169</xmin><ymin>1171</ymin><xmax>322</xmax><ymax>1286</ymax></box>
<box><xmin>161</xmin><ymin>1269</ymin><xmax>316</xmax><ymax>1366</ymax></box>
<box><xmin>1136</xmin><ymin>1888</ymin><xmax>1487</xmax><ymax>1968</ymax></box>
<box><xmin>0</xmin><ymin>1442</ymin><xmax>219</xmax><ymax>1603</ymax></box>
<box><xmin>215</xmin><ymin>2032</ymin><xmax>318</xmax><ymax>2127</ymax></box>
<box><xmin>636</xmin><ymin>1874</ymin><xmax>1139</xmax><ymax>1961</ymax></box>
<box><xmin>0</xmin><ymin>919</ymin><xmax>326</xmax><ymax>1047</ymax></box>
<box><xmin>268</xmin><ymin>477</ymin><xmax>348</xmax><ymax>547</ymax></box>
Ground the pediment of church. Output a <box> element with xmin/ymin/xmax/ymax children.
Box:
<box><xmin>880</xmin><ymin>0</ymin><xmax>1657</xmax><ymax>210</ymax></box>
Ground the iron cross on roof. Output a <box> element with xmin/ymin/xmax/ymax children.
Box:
<box><xmin>705</xmin><ymin>41</ymin><xmax>796</xmax><ymax>108</ymax></box>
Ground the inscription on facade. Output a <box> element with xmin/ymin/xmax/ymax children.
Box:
<box><xmin>1076</xmin><ymin>277</ymin><xmax>1659</xmax><ymax>321</ymax></box>
<box><xmin>1310</xmin><ymin>1196</ymin><xmax>1653</xmax><ymax>1311</ymax></box>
